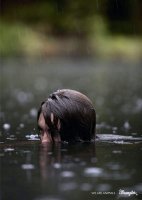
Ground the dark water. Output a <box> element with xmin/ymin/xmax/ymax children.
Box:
<box><xmin>0</xmin><ymin>58</ymin><xmax>142</xmax><ymax>199</ymax></box>
<box><xmin>0</xmin><ymin>140</ymin><xmax>142</xmax><ymax>200</ymax></box>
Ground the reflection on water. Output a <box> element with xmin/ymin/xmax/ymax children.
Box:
<box><xmin>0</xmin><ymin>141</ymin><xmax>142</xmax><ymax>200</ymax></box>
<box><xmin>0</xmin><ymin>57</ymin><xmax>142</xmax><ymax>199</ymax></box>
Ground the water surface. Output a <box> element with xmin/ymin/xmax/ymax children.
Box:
<box><xmin>0</xmin><ymin>139</ymin><xmax>142</xmax><ymax>200</ymax></box>
<box><xmin>0</xmin><ymin>57</ymin><xmax>142</xmax><ymax>199</ymax></box>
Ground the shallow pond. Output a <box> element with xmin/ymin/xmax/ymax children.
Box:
<box><xmin>0</xmin><ymin>57</ymin><xmax>142</xmax><ymax>199</ymax></box>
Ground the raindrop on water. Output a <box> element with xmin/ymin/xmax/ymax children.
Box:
<box><xmin>112</xmin><ymin>126</ymin><xmax>118</xmax><ymax>134</ymax></box>
<box><xmin>21</xmin><ymin>164</ymin><xmax>35</xmax><ymax>170</ymax></box>
<box><xmin>123</xmin><ymin>121</ymin><xmax>131</xmax><ymax>130</ymax></box>
<box><xmin>84</xmin><ymin>167</ymin><xmax>103</xmax><ymax>177</ymax></box>
<box><xmin>3</xmin><ymin>123</ymin><xmax>11</xmax><ymax>130</ymax></box>
<box><xmin>19</xmin><ymin>123</ymin><xmax>25</xmax><ymax>128</ymax></box>
<box><xmin>53</xmin><ymin>163</ymin><xmax>61</xmax><ymax>169</ymax></box>
<box><xmin>4</xmin><ymin>148</ymin><xmax>15</xmax><ymax>152</ymax></box>
<box><xmin>29</xmin><ymin>108</ymin><xmax>37</xmax><ymax>117</ymax></box>
<box><xmin>15</xmin><ymin>90</ymin><xmax>33</xmax><ymax>104</ymax></box>
<box><xmin>25</xmin><ymin>134</ymin><xmax>39</xmax><ymax>140</ymax></box>
<box><xmin>60</xmin><ymin>171</ymin><xmax>75</xmax><ymax>178</ymax></box>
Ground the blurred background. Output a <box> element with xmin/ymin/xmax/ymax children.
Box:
<box><xmin>0</xmin><ymin>0</ymin><xmax>142</xmax><ymax>58</ymax></box>
<box><xmin>0</xmin><ymin>0</ymin><xmax>142</xmax><ymax>138</ymax></box>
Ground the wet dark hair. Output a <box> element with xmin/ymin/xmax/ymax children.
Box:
<box><xmin>37</xmin><ymin>89</ymin><xmax>96</xmax><ymax>142</ymax></box>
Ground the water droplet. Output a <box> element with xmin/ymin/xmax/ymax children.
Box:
<box><xmin>19</xmin><ymin>123</ymin><xmax>25</xmax><ymax>128</ymax></box>
<box><xmin>134</xmin><ymin>98</ymin><xmax>142</xmax><ymax>112</ymax></box>
<box><xmin>112</xmin><ymin>126</ymin><xmax>118</xmax><ymax>134</ymax></box>
<box><xmin>15</xmin><ymin>90</ymin><xmax>33</xmax><ymax>104</ymax></box>
<box><xmin>48</xmin><ymin>152</ymin><xmax>53</xmax><ymax>155</ymax></box>
<box><xmin>3</xmin><ymin>123</ymin><xmax>11</xmax><ymax>130</ymax></box>
<box><xmin>53</xmin><ymin>163</ymin><xmax>61</xmax><ymax>169</ymax></box>
<box><xmin>123</xmin><ymin>121</ymin><xmax>131</xmax><ymax>130</ymax></box>
<box><xmin>30</xmin><ymin>108</ymin><xmax>37</xmax><ymax>117</ymax></box>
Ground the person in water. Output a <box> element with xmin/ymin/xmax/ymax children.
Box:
<box><xmin>37</xmin><ymin>89</ymin><xmax>96</xmax><ymax>143</ymax></box>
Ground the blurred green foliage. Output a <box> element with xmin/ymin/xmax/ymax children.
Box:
<box><xmin>0</xmin><ymin>21</ymin><xmax>46</xmax><ymax>56</ymax></box>
<box><xmin>1</xmin><ymin>0</ymin><xmax>99</xmax><ymax>35</ymax></box>
<box><xmin>0</xmin><ymin>0</ymin><xmax>142</xmax><ymax>57</ymax></box>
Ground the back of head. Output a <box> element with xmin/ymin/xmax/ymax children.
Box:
<box><xmin>38</xmin><ymin>89</ymin><xmax>96</xmax><ymax>142</ymax></box>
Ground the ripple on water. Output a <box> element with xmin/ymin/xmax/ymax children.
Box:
<box><xmin>4</xmin><ymin>148</ymin><xmax>15</xmax><ymax>152</ymax></box>
<box><xmin>84</xmin><ymin>167</ymin><xmax>103</xmax><ymax>177</ymax></box>
<box><xmin>113</xmin><ymin>140</ymin><xmax>132</xmax><ymax>144</ymax></box>
<box><xmin>112</xmin><ymin>150</ymin><xmax>122</xmax><ymax>154</ymax></box>
<box><xmin>25</xmin><ymin>134</ymin><xmax>40</xmax><ymax>141</ymax></box>
<box><xmin>6</xmin><ymin>135</ymin><xmax>17</xmax><ymax>140</ymax></box>
<box><xmin>60</xmin><ymin>171</ymin><xmax>75</xmax><ymax>178</ymax></box>
<box><xmin>21</xmin><ymin>164</ymin><xmax>35</xmax><ymax>170</ymax></box>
